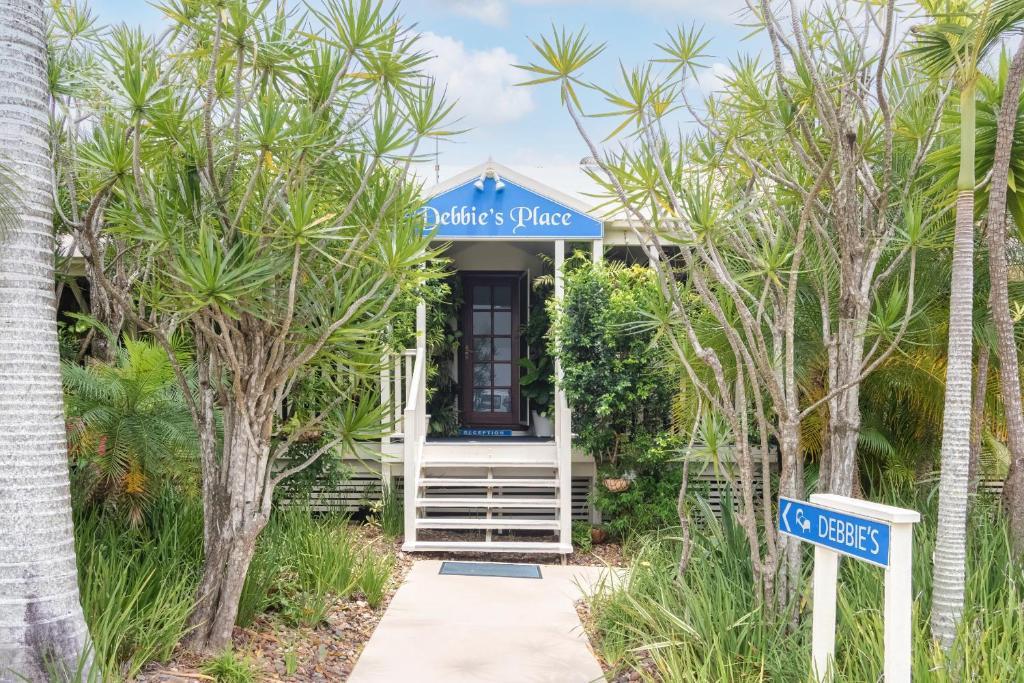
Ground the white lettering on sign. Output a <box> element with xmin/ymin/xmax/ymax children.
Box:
<box><xmin>818</xmin><ymin>517</ymin><xmax>881</xmax><ymax>556</ymax></box>
<box><xmin>422</xmin><ymin>205</ymin><xmax>572</xmax><ymax>233</ymax></box>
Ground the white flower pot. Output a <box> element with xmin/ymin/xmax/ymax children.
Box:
<box><xmin>531</xmin><ymin>410</ymin><xmax>554</xmax><ymax>438</ymax></box>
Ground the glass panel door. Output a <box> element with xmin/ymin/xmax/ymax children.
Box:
<box><xmin>461</xmin><ymin>274</ymin><xmax>520</xmax><ymax>426</ymax></box>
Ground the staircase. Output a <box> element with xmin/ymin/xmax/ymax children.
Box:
<box><xmin>388</xmin><ymin>306</ymin><xmax>573</xmax><ymax>556</ymax></box>
<box><xmin>403</xmin><ymin>440</ymin><xmax>572</xmax><ymax>554</ymax></box>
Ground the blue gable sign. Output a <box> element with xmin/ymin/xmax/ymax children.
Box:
<box><xmin>423</xmin><ymin>175</ymin><xmax>603</xmax><ymax>240</ymax></box>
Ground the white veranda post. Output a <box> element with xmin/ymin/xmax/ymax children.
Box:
<box><xmin>554</xmin><ymin>240</ymin><xmax>572</xmax><ymax>551</ymax></box>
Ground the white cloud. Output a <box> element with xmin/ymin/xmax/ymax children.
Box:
<box><xmin>447</xmin><ymin>0</ymin><xmax>509</xmax><ymax>26</ymax></box>
<box><xmin>697</xmin><ymin>62</ymin><xmax>735</xmax><ymax>95</ymax></box>
<box><xmin>419</xmin><ymin>32</ymin><xmax>535</xmax><ymax>126</ymax></box>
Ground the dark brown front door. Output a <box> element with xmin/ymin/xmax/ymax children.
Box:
<box><xmin>461</xmin><ymin>274</ymin><xmax>520</xmax><ymax>427</ymax></box>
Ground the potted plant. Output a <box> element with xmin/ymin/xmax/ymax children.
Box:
<box><xmin>520</xmin><ymin>355</ymin><xmax>554</xmax><ymax>437</ymax></box>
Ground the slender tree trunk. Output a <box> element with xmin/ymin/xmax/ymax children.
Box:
<box><xmin>968</xmin><ymin>344</ymin><xmax>989</xmax><ymax>496</ymax></box>
<box><xmin>828</xmin><ymin>304</ymin><xmax>869</xmax><ymax>497</ymax></box>
<box><xmin>932</xmin><ymin>83</ymin><xmax>978</xmax><ymax>650</ymax></box>
<box><xmin>984</xmin><ymin>41</ymin><xmax>1024</xmax><ymax>556</ymax></box>
<box><xmin>0</xmin><ymin>1</ymin><xmax>93</xmax><ymax>679</ymax></box>
<box><xmin>185</xmin><ymin>399</ymin><xmax>271</xmax><ymax>653</ymax></box>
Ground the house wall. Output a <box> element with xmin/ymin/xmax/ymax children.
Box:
<box><xmin>440</xmin><ymin>240</ymin><xmax>552</xmax><ymax>274</ymax></box>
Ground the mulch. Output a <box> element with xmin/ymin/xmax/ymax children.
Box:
<box><xmin>134</xmin><ymin>525</ymin><xmax>623</xmax><ymax>682</ymax></box>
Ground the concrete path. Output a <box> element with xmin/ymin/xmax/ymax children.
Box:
<box><xmin>348</xmin><ymin>560</ymin><xmax>614</xmax><ymax>683</ymax></box>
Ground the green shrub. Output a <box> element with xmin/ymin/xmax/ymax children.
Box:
<box><xmin>200</xmin><ymin>650</ymin><xmax>259</xmax><ymax>683</ymax></box>
<box><xmin>553</xmin><ymin>261</ymin><xmax>675</xmax><ymax>466</ymax></box>
<box><xmin>592</xmin><ymin>433</ymin><xmax>684</xmax><ymax>539</ymax></box>
<box><xmin>74</xmin><ymin>489</ymin><xmax>202</xmax><ymax>680</ymax></box>
<box><xmin>572</xmin><ymin>521</ymin><xmax>594</xmax><ymax>553</ymax></box>
<box><xmin>587</xmin><ymin>490</ymin><xmax>1024</xmax><ymax>681</ymax></box>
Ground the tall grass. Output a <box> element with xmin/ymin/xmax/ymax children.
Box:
<box><xmin>74</xmin><ymin>489</ymin><xmax>203</xmax><ymax>680</ymax></box>
<box><xmin>587</xmin><ymin>491</ymin><xmax>1024</xmax><ymax>681</ymax></box>
<box><xmin>75</xmin><ymin>495</ymin><xmax>398</xmax><ymax>677</ymax></box>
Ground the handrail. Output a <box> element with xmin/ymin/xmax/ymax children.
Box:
<box><xmin>401</xmin><ymin>342</ymin><xmax>427</xmax><ymax>551</ymax></box>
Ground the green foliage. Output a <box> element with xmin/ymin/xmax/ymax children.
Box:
<box><xmin>235</xmin><ymin>508</ymin><xmax>396</xmax><ymax>628</ymax></box>
<box><xmin>553</xmin><ymin>260</ymin><xmax>676</xmax><ymax>465</ymax></box>
<box><xmin>74</xmin><ymin>489</ymin><xmax>203</xmax><ymax>680</ymax></box>
<box><xmin>592</xmin><ymin>433</ymin><xmax>684</xmax><ymax>540</ymax></box>
<box><xmin>63</xmin><ymin>339</ymin><xmax>199</xmax><ymax>524</ymax></box>
<box><xmin>271</xmin><ymin>436</ymin><xmax>350</xmax><ymax>509</ymax></box>
<box><xmin>588</xmin><ymin>490</ymin><xmax>1024</xmax><ymax>681</ymax></box>
<box><xmin>572</xmin><ymin>521</ymin><xmax>594</xmax><ymax>554</ymax></box>
<box><xmin>519</xmin><ymin>269</ymin><xmax>555</xmax><ymax>418</ymax></box>
<box><xmin>371</xmin><ymin>482</ymin><xmax>404</xmax><ymax>540</ymax></box>
<box><xmin>200</xmin><ymin>650</ymin><xmax>259</xmax><ymax>683</ymax></box>
<box><xmin>358</xmin><ymin>554</ymin><xmax>394</xmax><ymax>608</ymax></box>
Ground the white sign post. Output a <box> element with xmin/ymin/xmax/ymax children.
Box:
<box><xmin>779</xmin><ymin>493</ymin><xmax>920</xmax><ymax>682</ymax></box>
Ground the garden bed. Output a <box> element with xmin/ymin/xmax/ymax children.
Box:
<box><xmin>131</xmin><ymin>526</ymin><xmax>622</xmax><ymax>682</ymax></box>
<box><xmin>133</xmin><ymin>525</ymin><xmax>410</xmax><ymax>683</ymax></box>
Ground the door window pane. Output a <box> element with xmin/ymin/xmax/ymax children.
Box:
<box><xmin>473</xmin><ymin>363</ymin><xmax>491</xmax><ymax>386</ymax></box>
<box><xmin>473</xmin><ymin>343</ymin><xmax>492</xmax><ymax>361</ymax></box>
<box><xmin>493</xmin><ymin>363</ymin><xmax>511</xmax><ymax>386</ymax></box>
<box><xmin>473</xmin><ymin>286</ymin><xmax>490</xmax><ymax>309</ymax></box>
<box><xmin>493</xmin><ymin>285</ymin><xmax>511</xmax><ymax>308</ymax></box>
<box><xmin>473</xmin><ymin>389</ymin><xmax>492</xmax><ymax>412</ymax></box>
<box><xmin>494</xmin><ymin>311</ymin><xmax>511</xmax><ymax>335</ymax></box>
<box><xmin>492</xmin><ymin>389</ymin><xmax>511</xmax><ymax>413</ymax></box>
<box><xmin>493</xmin><ymin>338</ymin><xmax>511</xmax><ymax>361</ymax></box>
<box><xmin>472</xmin><ymin>312</ymin><xmax>491</xmax><ymax>334</ymax></box>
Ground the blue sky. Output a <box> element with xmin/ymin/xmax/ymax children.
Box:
<box><xmin>87</xmin><ymin>0</ymin><xmax>761</xmax><ymax>191</ymax></box>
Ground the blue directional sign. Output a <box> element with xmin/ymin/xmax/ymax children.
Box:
<box><xmin>778</xmin><ymin>497</ymin><xmax>891</xmax><ymax>568</ymax></box>
<box><xmin>422</xmin><ymin>175</ymin><xmax>603</xmax><ymax>240</ymax></box>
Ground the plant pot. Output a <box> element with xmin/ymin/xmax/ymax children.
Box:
<box><xmin>590</xmin><ymin>527</ymin><xmax>608</xmax><ymax>544</ymax></box>
<box><xmin>531</xmin><ymin>410</ymin><xmax>554</xmax><ymax>438</ymax></box>
<box><xmin>602</xmin><ymin>477</ymin><xmax>630</xmax><ymax>493</ymax></box>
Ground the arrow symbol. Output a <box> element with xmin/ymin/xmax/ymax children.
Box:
<box><xmin>781</xmin><ymin>501</ymin><xmax>792</xmax><ymax>533</ymax></box>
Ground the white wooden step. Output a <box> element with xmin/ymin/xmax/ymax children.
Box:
<box><xmin>420</xmin><ymin>441</ymin><xmax>557</xmax><ymax>462</ymax></box>
<box><xmin>415</xmin><ymin>518</ymin><xmax>560</xmax><ymax>530</ymax></box>
<box><xmin>404</xmin><ymin>541</ymin><xmax>571</xmax><ymax>554</ymax></box>
<box><xmin>419</xmin><ymin>478</ymin><xmax>559</xmax><ymax>487</ymax></box>
<box><xmin>416</xmin><ymin>497</ymin><xmax>558</xmax><ymax>509</ymax></box>
<box><xmin>420</xmin><ymin>459</ymin><xmax>557</xmax><ymax>469</ymax></box>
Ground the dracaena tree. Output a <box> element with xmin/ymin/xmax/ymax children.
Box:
<box><xmin>50</xmin><ymin>0</ymin><xmax>452</xmax><ymax>651</ymax></box>
<box><xmin>520</xmin><ymin>0</ymin><xmax>940</xmax><ymax>608</ymax></box>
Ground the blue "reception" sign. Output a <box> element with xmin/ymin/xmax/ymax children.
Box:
<box><xmin>778</xmin><ymin>497</ymin><xmax>891</xmax><ymax>568</ymax></box>
<box><xmin>423</xmin><ymin>175</ymin><xmax>603</xmax><ymax>240</ymax></box>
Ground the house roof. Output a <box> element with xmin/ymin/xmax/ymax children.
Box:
<box><xmin>424</xmin><ymin>160</ymin><xmax>601</xmax><ymax>218</ymax></box>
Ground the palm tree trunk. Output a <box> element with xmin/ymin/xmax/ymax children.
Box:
<box><xmin>983</xmin><ymin>41</ymin><xmax>1024</xmax><ymax>556</ymax></box>
<box><xmin>968</xmin><ymin>343</ymin><xmax>989</xmax><ymax>496</ymax></box>
<box><xmin>0</xmin><ymin>1</ymin><xmax>93</xmax><ymax>679</ymax></box>
<box><xmin>931</xmin><ymin>83</ymin><xmax>977</xmax><ymax>650</ymax></box>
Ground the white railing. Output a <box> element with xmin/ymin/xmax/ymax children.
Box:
<box><xmin>380</xmin><ymin>348</ymin><xmax>417</xmax><ymax>443</ymax></box>
<box><xmin>401</xmin><ymin>302</ymin><xmax>427</xmax><ymax>550</ymax></box>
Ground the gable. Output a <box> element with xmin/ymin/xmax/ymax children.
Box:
<box><xmin>422</xmin><ymin>174</ymin><xmax>603</xmax><ymax>240</ymax></box>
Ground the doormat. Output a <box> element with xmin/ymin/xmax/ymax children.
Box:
<box><xmin>459</xmin><ymin>428</ymin><xmax>514</xmax><ymax>437</ymax></box>
<box><xmin>439</xmin><ymin>561</ymin><xmax>542</xmax><ymax>579</ymax></box>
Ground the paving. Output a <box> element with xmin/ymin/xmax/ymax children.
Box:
<box><xmin>348</xmin><ymin>559</ymin><xmax>615</xmax><ymax>683</ymax></box>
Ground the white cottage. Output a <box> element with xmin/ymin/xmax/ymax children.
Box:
<box><xmin>371</xmin><ymin>160</ymin><xmax>655</xmax><ymax>558</ymax></box>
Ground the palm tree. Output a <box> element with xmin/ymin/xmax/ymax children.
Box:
<box><xmin>63</xmin><ymin>338</ymin><xmax>199</xmax><ymax>525</ymax></box>
<box><xmin>981</xmin><ymin>43</ymin><xmax>1024</xmax><ymax>555</ymax></box>
<box><xmin>908</xmin><ymin>0</ymin><xmax>1024</xmax><ymax>648</ymax></box>
<box><xmin>0</xmin><ymin>0</ymin><xmax>93</xmax><ymax>679</ymax></box>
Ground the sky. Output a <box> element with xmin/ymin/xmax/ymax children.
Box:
<box><xmin>87</xmin><ymin>0</ymin><xmax>763</xmax><ymax>194</ymax></box>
